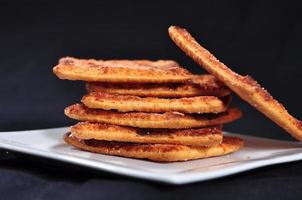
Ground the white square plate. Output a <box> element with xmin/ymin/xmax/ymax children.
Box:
<box><xmin>0</xmin><ymin>127</ymin><xmax>302</xmax><ymax>185</ymax></box>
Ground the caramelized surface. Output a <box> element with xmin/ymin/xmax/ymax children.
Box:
<box><xmin>64</xmin><ymin>132</ymin><xmax>244</xmax><ymax>162</ymax></box>
<box><xmin>82</xmin><ymin>91</ymin><xmax>231</xmax><ymax>113</ymax></box>
<box><xmin>86</xmin><ymin>74</ymin><xmax>231</xmax><ymax>97</ymax></box>
<box><xmin>53</xmin><ymin>57</ymin><xmax>192</xmax><ymax>83</ymax></box>
<box><xmin>65</xmin><ymin>104</ymin><xmax>242</xmax><ymax>129</ymax></box>
<box><xmin>71</xmin><ymin>122</ymin><xmax>223</xmax><ymax>146</ymax></box>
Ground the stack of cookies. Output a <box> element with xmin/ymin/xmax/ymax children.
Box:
<box><xmin>53</xmin><ymin>57</ymin><xmax>244</xmax><ymax>162</ymax></box>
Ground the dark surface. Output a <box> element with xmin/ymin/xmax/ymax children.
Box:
<box><xmin>1</xmin><ymin>0</ymin><xmax>302</xmax><ymax>199</ymax></box>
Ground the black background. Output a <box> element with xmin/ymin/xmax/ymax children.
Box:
<box><xmin>1</xmin><ymin>0</ymin><xmax>302</xmax><ymax>199</ymax></box>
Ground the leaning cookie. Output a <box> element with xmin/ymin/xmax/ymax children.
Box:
<box><xmin>168</xmin><ymin>26</ymin><xmax>302</xmax><ymax>142</ymax></box>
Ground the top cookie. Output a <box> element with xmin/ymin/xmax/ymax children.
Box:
<box><xmin>53</xmin><ymin>57</ymin><xmax>192</xmax><ymax>83</ymax></box>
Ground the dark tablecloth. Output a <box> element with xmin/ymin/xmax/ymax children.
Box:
<box><xmin>1</xmin><ymin>150</ymin><xmax>302</xmax><ymax>200</ymax></box>
<box><xmin>1</xmin><ymin>0</ymin><xmax>302</xmax><ymax>199</ymax></box>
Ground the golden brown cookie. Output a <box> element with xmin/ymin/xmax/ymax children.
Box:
<box><xmin>71</xmin><ymin>122</ymin><xmax>223</xmax><ymax>146</ymax></box>
<box><xmin>64</xmin><ymin>133</ymin><xmax>244</xmax><ymax>162</ymax></box>
<box><xmin>53</xmin><ymin>57</ymin><xmax>192</xmax><ymax>83</ymax></box>
<box><xmin>64</xmin><ymin>104</ymin><xmax>242</xmax><ymax>129</ymax></box>
<box><xmin>86</xmin><ymin>74</ymin><xmax>231</xmax><ymax>98</ymax></box>
<box><xmin>168</xmin><ymin>26</ymin><xmax>302</xmax><ymax>141</ymax></box>
<box><xmin>81</xmin><ymin>91</ymin><xmax>231</xmax><ymax>113</ymax></box>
